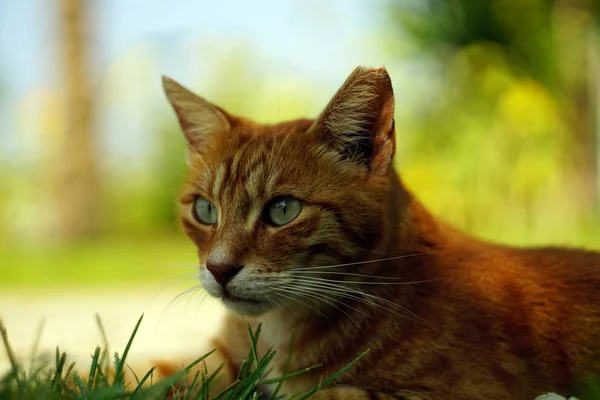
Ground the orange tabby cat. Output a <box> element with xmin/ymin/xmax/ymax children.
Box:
<box><xmin>161</xmin><ymin>66</ymin><xmax>600</xmax><ymax>399</ymax></box>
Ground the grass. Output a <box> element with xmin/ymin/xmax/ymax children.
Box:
<box><xmin>0</xmin><ymin>314</ymin><xmax>367</xmax><ymax>400</ymax></box>
<box><xmin>1</xmin><ymin>315</ymin><xmax>598</xmax><ymax>400</ymax></box>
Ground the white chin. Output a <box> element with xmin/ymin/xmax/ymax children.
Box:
<box><xmin>221</xmin><ymin>297</ymin><xmax>274</xmax><ymax>316</ymax></box>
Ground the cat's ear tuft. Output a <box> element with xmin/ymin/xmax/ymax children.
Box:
<box><xmin>162</xmin><ymin>76</ymin><xmax>231</xmax><ymax>149</ymax></box>
<box><xmin>312</xmin><ymin>66</ymin><xmax>396</xmax><ymax>175</ymax></box>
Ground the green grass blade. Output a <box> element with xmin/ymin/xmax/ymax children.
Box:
<box><xmin>292</xmin><ymin>348</ymin><xmax>370</xmax><ymax>400</ymax></box>
<box><xmin>113</xmin><ymin>313</ymin><xmax>144</xmax><ymax>386</ymax></box>
<box><xmin>50</xmin><ymin>348</ymin><xmax>67</xmax><ymax>393</ymax></box>
<box><xmin>95</xmin><ymin>313</ymin><xmax>111</xmax><ymax>379</ymax></box>
<box><xmin>182</xmin><ymin>349</ymin><xmax>216</xmax><ymax>374</ymax></box>
<box><xmin>260</xmin><ymin>363</ymin><xmax>321</xmax><ymax>385</ymax></box>
<box><xmin>131</xmin><ymin>366</ymin><xmax>155</xmax><ymax>395</ymax></box>
<box><xmin>0</xmin><ymin>319</ymin><xmax>28</xmax><ymax>397</ymax></box>
<box><xmin>27</xmin><ymin>319</ymin><xmax>46</xmax><ymax>376</ymax></box>
<box><xmin>64</xmin><ymin>361</ymin><xmax>76</xmax><ymax>379</ymax></box>
<box><xmin>270</xmin><ymin>329</ymin><xmax>295</xmax><ymax>399</ymax></box>
<box><xmin>247</xmin><ymin>324</ymin><xmax>262</xmax><ymax>370</ymax></box>
<box><xmin>197</xmin><ymin>363</ymin><xmax>224</xmax><ymax>399</ymax></box>
<box><xmin>0</xmin><ymin>319</ymin><xmax>20</xmax><ymax>372</ymax></box>
<box><xmin>87</xmin><ymin>346</ymin><xmax>102</xmax><ymax>391</ymax></box>
<box><xmin>85</xmin><ymin>385</ymin><xmax>127</xmax><ymax>400</ymax></box>
<box><xmin>126</xmin><ymin>362</ymin><xmax>141</xmax><ymax>386</ymax></box>
<box><xmin>73</xmin><ymin>371</ymin><xmax>87</xmax><ymax>395</ymax></box>
<box><xmin>181</xmin><ymin>370</ymin><xmax>200</xmax><ymax>400</ymax></box>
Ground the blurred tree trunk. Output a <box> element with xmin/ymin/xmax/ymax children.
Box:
<box><xmin>571</xmin><ymin>89</ymin><xmax>597</xmax><ymax>213</ymax></box>
<box><xmin>594</xmin><ymin>30</ymin><xmax>600</xmax><ymax>213</ymax></box>
<box><xmin>591</xmin><ymin>28</ymin><xmax>600</xmax><ymax>214</ymax></box>
<box><xmin>54</xmin><ymin>0</ymin><xmax>100</xmax><ymax>241</ymax></box>
<box><xmin>561</xmin><ymin>15</ymin><xmax>599</xmax><ymax>215</ymax></box>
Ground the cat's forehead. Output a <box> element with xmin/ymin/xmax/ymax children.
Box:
<box><xmin>235</xmin><ymin>118</ymin><xmax>314</xmax><ymax>141</ymax></box>
<box><xmin>217</xmin><ymin>118</ymin><xmax>317</xmax><ymax>165</ymax></box>
<box><xmin>188</xmin><ymin>118</ymin><xmax>321</xmax><ymax>200</ymax></box>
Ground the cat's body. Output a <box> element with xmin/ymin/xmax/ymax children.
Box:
<box><xmin>161</xmin><ymin>67</ymin><xmax>600</xmax><ymax>399</ymax></box>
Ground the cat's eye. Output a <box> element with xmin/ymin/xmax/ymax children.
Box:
<box><xmin>264</xmin><ymin>196</ymin><xmax>302</xmax><ymax>226</ymax></box>
<box><xmin>194</xmin><ymin>197</ymin><xmax>218</xmax><ymax>225</ymax></box>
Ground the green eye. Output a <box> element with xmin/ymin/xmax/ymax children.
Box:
<box><xmin>194</xmin><ymin>197</ymin><xmax>218</xmax><ymax>225</ymax></box>
<box><xmin>264</xmin><ymin>196</ymin><xmax>302</xmax><ymax>226</ymax></box>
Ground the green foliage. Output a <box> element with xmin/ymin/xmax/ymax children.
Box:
<box><xmin>385</xmin><ymin>0</ymin><xmax>600</xmax><ymax>245</ymax></box>
<box><xmin>0</xmin><ymin>315</ymin><xmax>367</xmax><ymax>400</ymax></box>
<box><xmin>579</xmin><ymin>374</ymin><xmax>600</xmax><ymax>400</ymax></box>
<box><xmin>388</xmin><ymin>0</ymin><xmax>589</xmax><ymax>87</ymax></box>
<box><xmin>0</xmin><ymin>235</ymin><xmax>195</xmax><ymax>288</ymax></box>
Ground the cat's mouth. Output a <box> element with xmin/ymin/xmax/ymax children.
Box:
<box><xmin>222</xmin><ymin>293</ymin><xmax>261</xmax><ymax>304</ymax></box>
<box><xmin>220</xmin><ymin>292</ymin><xmax>270</xmax><ymax>316</ymax></box>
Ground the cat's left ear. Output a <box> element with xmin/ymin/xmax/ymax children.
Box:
<box><xmin>311</xmin><ymin>66</ymin><xmax>395</xmax><ymax>175</ymax></box>
<box><xmin>162</xmin><ymin>76</ymin><xmax>231</xmax><ymax>150</ymax></box>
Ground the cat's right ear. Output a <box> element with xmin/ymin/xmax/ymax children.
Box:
<box><xmin>162</xmin><ymin>76</ymin><xmax>231</xmax><ymax>149</ymax></box>
<box><xmin>311</xmin><ymin>66</ymin><xmax>395</xmax><ymax>176</ymax></box>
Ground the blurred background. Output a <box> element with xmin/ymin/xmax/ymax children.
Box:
<box><xmin>0</xmin><ymin>0</ymin><xmax>599</xmax><ymax>373</ymax></box>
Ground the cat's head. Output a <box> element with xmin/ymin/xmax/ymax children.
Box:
<box><xmin>163</xmin><ymin>66</ymin><xmax>397</xmax><ymax>316</ymax></box>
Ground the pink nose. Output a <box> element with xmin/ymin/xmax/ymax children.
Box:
<box><xmin>206</xmin><ymin>262</ymin><xmax>242</xmax><ymax>286</ymax></box>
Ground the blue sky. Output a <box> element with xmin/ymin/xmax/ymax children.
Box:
<box><xmin>0</xmin><ymin>0</ymin><xmax>378</xmax><ymax>90</ymax></box>
<box><xmin>0</xmin><ymin>0</ymin><xmax>396</xmax><ymax>162</ymax></box>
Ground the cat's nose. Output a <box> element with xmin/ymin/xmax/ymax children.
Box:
<box><xmin>206</xmin><ymin>262</ymin><xmax>243</xmax><ymax>287</ymax></box>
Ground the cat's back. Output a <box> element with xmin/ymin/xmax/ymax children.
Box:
<box><xmin>467</xmin><ymin>241</ymin><xmax>600</xmax><ymax>314</ymax></box>
<box><xmin>507</xmin><ymin>245</ymin><xmax>600</xmax><ymax>371</ymax></box>
<box><xmin>436</xmin><ymin>235</ymin><xmax>600</xmax><ymax>394</ymax></box>
<box><xmin>440</xmin><ymin>231</ymin><xmax>600</xmax><ymax>304</ymax></box>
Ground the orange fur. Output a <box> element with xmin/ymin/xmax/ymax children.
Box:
<box><xmin>160</xmin><ymin>66</ymin><xmax>600</xmax><ymax>399</ymax></box>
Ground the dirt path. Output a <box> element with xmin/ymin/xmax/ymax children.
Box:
<box><xmin>0</xmin><ymin>287</ymin><xmax>226</xmax><ymax>376</ymax></box>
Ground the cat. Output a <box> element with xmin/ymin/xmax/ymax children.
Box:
<box><xmin>160</xmin><ymin>66</ymin><xmax>600</xmax><ymax>399</ymax></box>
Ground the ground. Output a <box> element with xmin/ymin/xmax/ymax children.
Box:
<box><xmin>0</xmin><ymin>287</ymin><xmax>225</xmax><ymax>378</ymax></box>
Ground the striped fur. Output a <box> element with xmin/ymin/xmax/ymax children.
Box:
<box><xmin>161</xmin><ymin>66</ymin><xmax>600</xmax><ymax>399</ymax></box>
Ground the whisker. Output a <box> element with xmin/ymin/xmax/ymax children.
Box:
<box><xmin>186</xmin><ymin>143</ymin><xmax>210</xmax><ymax>171</ymax></box>
<box><xmin>166</xmin><ymin>152</ymin><xmax>204</xmax><ymax>176</ymax></box>
<box><xmin>277</xmin><ymin>286</ymin><xmax>363</xmax><ymax>330</ymax></box>
<box><xmin>285</xmin><ymin>280</ymin><xmax>432</xmax><ymax>328</ymax></box>
<box><xmin>268</xmin><ymin>85</ymin><xmax>281</xmax><ymax>177</ymax></box>
<box><xmin>284</xmin><ymin>282</ymin><xmax>377</xmax><ymax>310</ymax></box>
<box><xmin>183</xmin><ymin>284</ymin><xmax>205</xmax><ymax>314</ymax></box>
<box><xmin>274</xmin><ymin>130</ymin><xmax>293</xmax><ymax>162</ymax></box>
<box><xmin>264</xmin><ymin>293</ymin><xmax>279</xmax><ymax>312</ymax></box>
<box><xmin>282</xmin><ymin>286</ymin><xmax>366</xmax><ymax>329</ymax></box>
<box><xmin>270</xmin><ymin>288</ymin><xmax>329</xmax><ymax>319</ymax></box>
<box><xmin>147</xmin><ymin>274</ymin><xmax>200</xmax><ymax>304</ymax></box>
<box><xmin>268</xmin><ymin>135</ymin><xmax>278</xmax><ymax>176</ymax></box>
<box><xmin>265</xmin><ymin>292</ymin><xmax>293</xmax><ymax>315</ymax></box>
<box><xmin>296</xmin><ymin>253</ymin><xmax>433</xmax><ymax>271</ymax></box>
<box><xmin>283</xmin><ymin>283</ymin><xmax>394</xmax><ymax>318</ymax></box>
<box><xmin>280</xmin><ymin>285</ymin><xmax>367</xmax><ymax>318</ymax></box>
<box><xmin>160</xmin><ymin>284</ymin><xmax>203</xmax><ymax>319</ymax></box>
<box><xmin>288</xmin><ymin>283</ymin><xmax>423</xmax><ymax>326</ymax></box>
<box><xmin>289</xmin><ymin>274</ymin><xmax>443</xmax><ymax>286</ymax></box>
<box><xmin>192</xmin><ymin>290</ymin><xmax>210</xmax><ymax>332</ymax></box>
